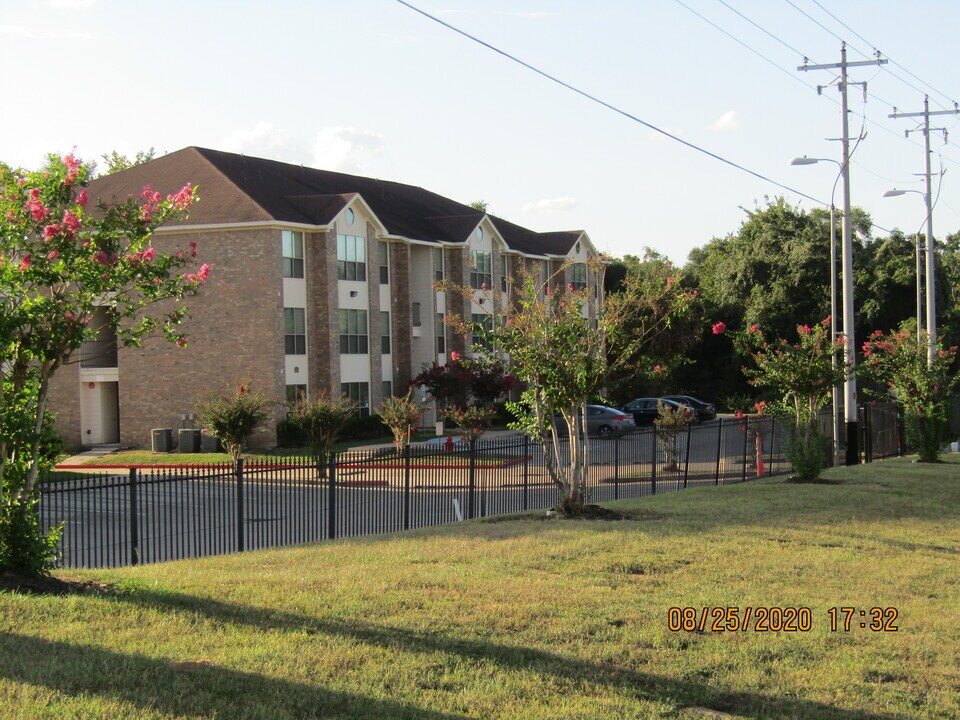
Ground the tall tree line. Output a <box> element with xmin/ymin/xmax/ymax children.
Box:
<box><xmin>604</xmin><ymin>197</ymin><xmax>960</xmax><ymax>411</ymax></box>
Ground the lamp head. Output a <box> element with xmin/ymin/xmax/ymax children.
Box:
<box><xmin>883</xmin><ymin>189</ymin><xmax>907</xmax><ymax>198</ymax></box>
<box><xmin>790</xmin><ymin>157</ymin><xmax>819</xmax><ymax>166</ymax></box>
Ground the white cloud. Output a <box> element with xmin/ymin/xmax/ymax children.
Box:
<box><xmin>219</xmin><ymin>122</ymin><xmax>310</xmax><ymax>164</ymax></box>
<box><xmin>311</xmin><ymin>126</ymin><xmax>384</xmax><ymax>173</ymax></box>
<box><xmin>709</xmin><ymin>110</ymin><xmax>741</xmax><ymax>132</ymax></box>
<box><xmin>522</xmin><ymin>197</ymin><xmax>578</xmax><ymax>213</ymax></box>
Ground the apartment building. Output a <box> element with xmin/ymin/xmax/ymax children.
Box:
<box><xmin>46</xmin><ymin>147</ymin><xmax>602</xmax><ymax>449</ymax></box>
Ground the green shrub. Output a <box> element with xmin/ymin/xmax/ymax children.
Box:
<box><xmin>0</xmin><ymin>494</ymin><xmax>62</xmax><ymax>575</ymax></box>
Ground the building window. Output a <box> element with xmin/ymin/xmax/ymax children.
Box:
<box><xmin>471</xmin><ymin>313</ymin><xmax>491</xmax><ymax>352</ymax></box>
<box><xmin>500</xmin><ymin>254</ymin><xmax>508</xmax><ymax>292</ymax></box>
<box><xmin>381</xmin><ymin>311</ymin><xmax>391</xmax><ymax>355</ymax></box>
<box><xmin>382</xmin><ymin>380</ymin><xmax>393</xmax><ymax>399</ymax></box>
<box><xmin>436</xmin><ymin>313</ymin><xmax>446</xmax><ymax>355</ymax></box>
<box><xmin>285</xmin><ymin>384</ymin><xmax>307</xmax><ymax>405</ymax></box>
<box><xmin>284</xmin><ymin>308</ymin><xmax>306</xmax><ymax>355</ymax></box>
<box><xmin>412</xmin><ymin>302</ymin><xmax>421</xmax><ymax>327</ymax></box>
<box><xmin>434</xmin><ymin>248</ymin><xmax>444</xmax><ymax>282</ymax></box>
<box><xmin>282</xmin><ymin>230</ymin><xmax>304</xmax><ymax>279</ymax></box>
<box><xmin>339</xmin><ymin>309</ymin><xmax>368</xmax><ymax>354</ymax></box>
<box><xmin>470</xmin><ymin>251</ymin><xmax>492</xmax><ymax>290</ymax></box>
<box><xmin>379</xmin><ymin>241</ymin><xmax>389</xmax><ymax>284</ymax></box>
<box><xmin>337</xmin><ymin>234</ymin><xmax>366</xmax><ymax>281</ymax></box>
<box><xmin>341</xmin><ymin>382</ymin><xmax>370</xmax><ymax>417</ymax></box>
<box><xmin>570</xmin><ymin>262</ymin><xmax>587</xmax><ymax>291</ymax></box>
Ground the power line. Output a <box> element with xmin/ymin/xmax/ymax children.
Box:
<box><xmin>395</xmin><ymin>0</ymin><xmax>826</xmax><ymax>206</ymax></box>
<box><xmin>674</xmin><ymin>0</ymin><xmax>817</xmax><ymax>94</ymax></box>
<box><xmin>713</xmin><ymin>0</ymin><xmax>809</xmax><ymax>61</ymax></box>
<box><xmin>806</xmin><ymin>0</ymin><xmax>959</xmax><ymax>111</ymax></box>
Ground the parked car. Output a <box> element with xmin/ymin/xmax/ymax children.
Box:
<box><xmin>661</xmin><ymin>395</ymin><xmax>717</xmax><ymax>422</ymax></box>
<box><xmin>619</xmin><ymin>397</ymin><xmax>692</xmax><ymax>426</ymax></box>
<box><xmin>554</xmin><ymin>405</ymin><xmax>636</xmax><ymax>438</ymax></box>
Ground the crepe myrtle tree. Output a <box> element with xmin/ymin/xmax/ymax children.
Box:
<box><xmin>439</xmin><ymin>259</ymin><xmax>693</xmax><ymax>516</ymax></box>
<box><xmin>861</xmin><ymin>329</ymin><xmax>958</xmax><ymax>462</ymax></box>
<box><xmin>0</xmin><ymin>151</ymin><xmax>204</xmax><ymax>573</ymax></box>
<box><xmin>732</xmin><ymin>318</ymin><xmax>847</xmax><ymax>481</ymax></box>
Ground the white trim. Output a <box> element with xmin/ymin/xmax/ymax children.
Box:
<box><xmin>156</xmin><ymin>221</ymin><xmax>328</xmax><ymax>234</ymax></box>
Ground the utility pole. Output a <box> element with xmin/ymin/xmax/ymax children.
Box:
<box><xmin>799</xmin><ymin>43</ymin><xmax>886</xmax><ymax>466</ymax></box>
<box><xmin>890</xmin><ymin>96</ymin><xmax>959</xmax><ymax>365</ymax></box>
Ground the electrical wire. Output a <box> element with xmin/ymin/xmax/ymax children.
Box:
<box><xmin>714</xmin><ymin>0</ymin><xmax>810</xmax><ymax>61</ymax></box>
<box><xmin>807</xmin><ymin>0</ymin><xmax>959</xmax><ymax>111</ymax></box>
<box><xmin>394</xmin><ymin>0</ymin><xmax>827</xmax><ymax>206</ymax></box>
<box><xmin>674</xmin><ymin>0</ymin><xmax>818</xmax><ymax>94</ymax></box>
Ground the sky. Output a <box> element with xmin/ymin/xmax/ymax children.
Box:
<box><xmin>3</xmin><ymin>0</ymin><xmax>959</xmax><ymax>265</ymax></box>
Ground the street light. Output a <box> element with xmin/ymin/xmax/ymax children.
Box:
<box><xmin>883</xmin><ymin>188</ymin><xmax>926</xmax><ymax>343</ymax></box>
<box><xmin>791</xmin><ymin>156</ymin><xmax>842</xmax><ymax>464</ymax></box>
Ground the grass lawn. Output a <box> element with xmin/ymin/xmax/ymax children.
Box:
<box><xmin>3</xmin><ymin>456</ymin><xmax>959</xmax><ymax>718</ymax></box>
<box><xmin>57</xmin><ymin>430</ymin><xmax>514</xmax><ymax>467</ymax></box>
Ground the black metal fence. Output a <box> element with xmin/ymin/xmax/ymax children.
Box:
<box><xmin>40</xmin><ymin>407</ymin><xmax>901</xmax><ymax>569</ymax></box>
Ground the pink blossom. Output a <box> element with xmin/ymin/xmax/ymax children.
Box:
<box><xmin>481</xmin><ymin>281</ymin><xmax>488</xmax><ymax>291</ymax></box>
<box><xmin>712</xmin><ymin>322</ymin><xmax>726</xmax><ymax>335</ymax></box>
<box><xmin>62</xmin><ymin>209</ymin><xmax>80</xmax><ymax>232</ymax></box>
<box><xmin>167</xmin><ymin>184</ymin><xmax>194</xmax><ymax>211</ymax></box>
<box><xmin>196</xmin><ymin>263</ymin><xmax>211</xmax><ymax>281</ymax></box>
<box><xmin>567</xmin><ymin>282</ymin><xmax>573</xmax><ymax>292</ymax></box>
<box><xmin>176</xmin><ymin>338</ymin><xmax>188</xmax><ymax>348</ymax></box>
<box><xmin>934</xmin><ymin>386</ymin><xmax>940</xmax><ymax>394</ymax></box>
<box><xmin>736</xmin><ymin>410</ymin><xmax>744</xmax><ymax>419</ymax></box>
<box><xmin>19</xmin><ymin>255</ymin><xmax>31</xmax><ymax>271</ymax></box>
<box><xmin>143</xmin><ymin>247</ymin><xmax>156</xmax><ymax>262</ymax></box>
<box><xmin>449</xmin><ymin>351</ymin><xmax>461</xmax><ymax>361</ymax></box>
<box><xmin>28</xmin><ymin>188</ymin><xmax>40</xmax><ymax>200</ymax></box>
<box><xmin>750</xmin><ymin>324</ymin><xmax>759</xmax><ymax>333</ymax></box>
<box><xmin>43</xmin><ymin>224</ymin><xmax>59</xmax><ymax>239</ymax></box>
<box><xmin>93</xmin><ymin>250</ymin><xmax>109</xmax><ymax>265</ymax></box>
<box><xmin>189</xmin><ymin>241</ymin><xmax>198</xmax><ymax>257</ymax></box>
<box><xmin>822</xmin><ymin>315</ymin><xmax>831</xmax><ymax>325</ymax></box>
<box><xmin>47</xmin><ymin>249</ymin><xmax>59</xmax><ymax>261</ymax></box>
<box><xmin>76</xmin><ymin>190</ymin><xmax>88</xmax><ymax>207</ymax></box>
<box><xmin>653</xmin><ymin>364</ymin><xmax>663</xmax><ymax>374</ymax></box>
<box><xmin>798</xmin><ymin>325</ymin><xmax>812</xmax><ymax>335</ymax></box>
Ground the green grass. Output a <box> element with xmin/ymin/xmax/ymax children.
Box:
<box><xmin>60</xmin><ymin>433</ymin><xmax>440</xmax><ymax>466</ymax></box>
<box><xmin>4</xmin><ymin>456</ymin><xmax>960</xmax><ymax>718</ymax></box>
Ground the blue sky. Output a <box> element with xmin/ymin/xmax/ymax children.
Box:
<box><xmin>3</xmin><ymin>0</ymin><xmax>959</xmax><ymax>264</ymax></box>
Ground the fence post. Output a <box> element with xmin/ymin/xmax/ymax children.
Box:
<box><xmin>128</xmin><ymin>467</ymin><xmax>140</xmax><ymax>566</ymax></box>
<box><xmin>896</xmin><ymin>405</ymin><xmax>906</xmax><ymax>456</ymax></box>
<box><xmin>650</xmin><ymin>430</ymin><xmax>657</xmax><ymax>496</ymax></box>
<box><xmin>403</xmin><ymin>444</ymin><xmax>411</xmax><ymax>531</ymax></box>
<box><xmin>742</xmin><ymin>416</ymin><xmax>749</xmax><ymax>483</ymax></box>
<box><xmin>235</xmin><ymin>458</ymin><xmax>245</xmax><ymax>553</ymax></box>
<box><xmin>614</xmin><ymin>432</ymin><xmax>620</xmax><ymax>500</ymax></box>
<box><xmin>715</xmin><ymin>419</ymin><xmax>723</xmax><ymax>485</ymax></box>
<box><xmin>327</xmin><ymin>452</ymin><xmax>337</xmax><ymax>540</ymax></box>
<box><xmin>468</xmin><ymin>438</ymin><xmax>476</xmax><ymax>519</ymax></box>
<box><xmin>683</xmin><ymin>424</ymin><xmax>692</xmax><ymax>489</ymax></box>
<box><xmin>522</xmin><ymin>435</ymin><xmax>529</xmax><ymax>511</ymax></box>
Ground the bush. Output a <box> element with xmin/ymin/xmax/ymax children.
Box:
<box><xmin>340</xmin><ymin>414</ymin><xmax>389</xmax><ymax>441</ymax></box>
<box><xmin>0</xmin><ymin>494</ymin><xmax>61</xmax><ymax>575</ymax></box>
<box><xmin>195</xmin><ymin>381</ymin><xmax>270</xmax><ymax>463</ymax></box>
<box><xmin>276</xmin><ymin>417</ymin><xmax>307</xmax><ymax>448</ymax></box>
<box><xmin>786</xmin><ymin>425</ymin><xmax>826</xmax><ymax>482</ymax></box>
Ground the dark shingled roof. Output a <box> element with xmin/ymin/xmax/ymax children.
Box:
<box><xmin>87</xmin><ymin>146</ymin><xmax>586</xmax><ymax>255</ymax></box>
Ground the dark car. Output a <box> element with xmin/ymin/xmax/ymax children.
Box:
<box><xmin>619</xmin><ymin>397</ymin><xmax>691</xmax><ymax>426</ymax></box>
<box><xmin>554</xmin><ymin>405</ymin><xmax>636</xmax><ymax>438</ymax></box>
<box><xmin>661</xmin><ymin>395</ymin><xmax>717</xmax><ymax>422</ymax></box>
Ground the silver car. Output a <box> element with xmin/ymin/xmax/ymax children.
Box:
<box><xmin>555</xmin><ymin>405</ymin><xmax>636</xmax><ymax>438</ymax></box>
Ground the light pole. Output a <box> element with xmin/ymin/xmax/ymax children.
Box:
<box><xmin>791</xmin><ymin>156</ymin><xmax>842</xmax><ymax>463</ymax></box>
<box><xmin>884</xmin><ymin>188</ymin><xmax>934</xmax><ymax>362</ymax></box>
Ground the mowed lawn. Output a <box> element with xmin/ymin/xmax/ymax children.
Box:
<box><xmin>2</xmin><ymin>457</ymin><xmax>959</xmax><ymax>719</ymax></box>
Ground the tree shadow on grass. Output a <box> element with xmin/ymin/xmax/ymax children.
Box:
<box><xmin>95</xmin><ymin>587</ymin><xmax>902</xmax><ymax>720</ymax></box>
<box><xmin>0</xmin><ymin>632</ymin><xmax>465</xmax><ymax>720</ymax></box>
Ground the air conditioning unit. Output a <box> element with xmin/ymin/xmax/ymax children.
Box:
<box><xmin>178</xmin><ymin>429</ymin><xmax>201</xmax><ymax>453</ymax></box>
<box><xmin>151</xmin><ymin>428</ymin><xmax>173</xmax><ymax>453</ymax></box>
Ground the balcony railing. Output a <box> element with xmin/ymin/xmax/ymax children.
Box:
<box><xmin>80</xmin><ymin>338</ymin><xmax>118</xmax><ymax>368</ymax></box>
